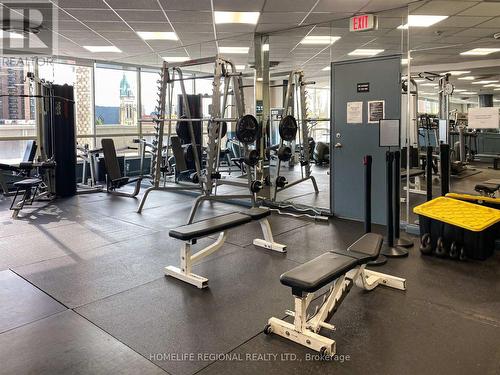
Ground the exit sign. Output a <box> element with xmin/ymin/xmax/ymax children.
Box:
<box><xmin>350</xmin><ymin>14</ymin><xmax>378</xmax><ymax>32</ymax></box>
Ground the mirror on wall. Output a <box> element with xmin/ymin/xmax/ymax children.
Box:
<box><xmin>406</xmin><ymin>0</ymin><xmax>500</xmax><ymax>226</ymax></box>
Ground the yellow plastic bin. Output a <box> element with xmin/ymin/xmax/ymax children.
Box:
<box><xmin>414</xmin><ymin>197</ymin><xmax>500</xmax><ymax>260</ymax></box>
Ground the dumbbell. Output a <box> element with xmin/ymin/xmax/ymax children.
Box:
<box><xmin>276</xmin><ymin>176</ymin><xmax>288</xmax><ymax>188</ymax></box>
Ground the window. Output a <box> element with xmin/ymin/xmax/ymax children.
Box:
<box><xmin>94</xmin><ymin>65</ymin><xmax>138</xmax><ymax>134</ymax></box>
<box><xmin>0</xmin><ymin>60</ymin><xmax>36</xmax><ymax>161</ymax></box>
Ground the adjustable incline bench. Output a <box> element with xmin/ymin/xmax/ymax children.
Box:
<box><xmin>265</xmin><ymin>233</ymin><xmax>406</xmax><ymax>355</ymax></box>
<box><xmin>167</xmin><ymin>207</ymin><xmax>286</xmax><ymax>288</ymax></box>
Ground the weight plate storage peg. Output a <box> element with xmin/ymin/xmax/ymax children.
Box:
<box><xmin>236</xmin><ymin>114</ymin><xmax>259</xmax><ymax>144</ymax></box>
<box><xmin>279</xmin><ymin>115</ymin><xmax>298</xmax><ymax>142</ymax></box>
<box><xmin>277</xmin><ymin>146</ymin><xmax>292</xmax><ymax>162</ymax></box>
<box><xmin>276</xmin><ymin>176</ymin><xmax>288</xmax><ymax>188</ymax></box>
<box><xmin>244</xmin><ymin>149</ymin><xmax>260</xmax><ymax>166</ymax></box>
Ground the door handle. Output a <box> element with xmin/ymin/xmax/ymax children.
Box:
<box><xmin>334</xmin><ymin>143</ymin><xmax>343</xmax><ymax>148</ymax></box>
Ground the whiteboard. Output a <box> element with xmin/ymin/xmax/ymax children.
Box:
<box><xmin>379</xmin><ymin>119</ymin><xmax>400</xmax><ymax>147</ymax></box>
<box><xmin>468</xmin><ymin>107</ymin><xmax>499</xmax><ymax>129</ymax></box>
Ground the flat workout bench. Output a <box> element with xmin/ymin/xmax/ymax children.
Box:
<box><xmin>167</xmin><ymin>207</ymin><xmax>286</xmax><ymax>288</ymax></box>
<box><xmin>266</xmin><ymin>233</ymin><xmax>406</xmax><ymax>355</ymax></box>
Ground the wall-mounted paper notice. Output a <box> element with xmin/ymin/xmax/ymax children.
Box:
<box><xmin>347</xmin><ymin>101</ymin><xmax>363</xmax><ymax>124</ymax></box>
<box><xmin>368</xmin><ymin>100</ymin><xmax>385</xmax><ymax>123</ymax></box>
<box><xmin>468</xmin><ymin>107</ymin><xmax>499</xmax><ymax>129</ymax></box>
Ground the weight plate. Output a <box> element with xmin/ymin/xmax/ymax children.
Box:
<box><xmin>279</xmin><ymin>115</ymin><xmax>298</xmax><ymax>142</ymax></box>
<box><xmin>208</xmin><ymin>121</ymin><xmax>227</xmax><ymax>139</ymax></box>
<box><xmin>236</xmin><ymin>114</ymin><xmax>259</xmax><ymax>144</ymax></box>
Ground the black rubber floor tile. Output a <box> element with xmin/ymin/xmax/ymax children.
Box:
<box><xmin>0</xmin><ymin>310</ymin><xmax>167</xmax><ymax>375</ymax></box>
<box><xmin>0</xmin><ymin>270</ymin><xmax>66</xmax><ymax>333</ymax></box>
<box><xmin>76</xmin><ymin>248</ymin><xmax>295</xmax><ymax>375</ymax></box>
<box><xmin>0</xmin><ymin>216</ymin><xmax>155</xmax><ymax>270</ymax></box>
<box><xmin>197</xmin><ymin>291</ymin><xmax>500</xmax><ymax>375</ymax></box>
<box><xmin>14</xmin><ymin>233</ymin><xmax>240</xmax><ymax>308</ymax></box>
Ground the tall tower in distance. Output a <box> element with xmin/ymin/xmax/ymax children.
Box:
<box><xmin>119</xmin><ymin>73</ymin><xmax>137</xmax><ymax>126</ymax></box>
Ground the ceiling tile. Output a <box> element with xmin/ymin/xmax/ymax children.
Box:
<box><xmin>412</xmin><ymin>1</ymin><xmax>479</xmax><ymax>16</ymax></box>
<box><xmin>128</xmin><ymin>22</ymin><xmax>174</xmax><ymax>32</ymax></box>
<box><xmin>260</xmin><ymin>12</ymin><xmax>308</xmax><ymax>24</ymax></box>
<box><xmin>116</xmin><ymin>10</ymin><xmax>168</xmax><ymax>22</ymax></box>
<box><xmin>315</xmin><ymin>0</ymin><xmax>370</xmax><ymax>13</ymax></box>
<box><xmin>167</xmin><ymin>11</ymin><xmax>213</xmax><ymax>23</ymax></box>
<box><xmin>58</xmin><ymin>0</ymin><xmax>108</xmax><ymax>8</ymax></box>
<box><xmin>106</xmin><ymin>0</ymin><xmax>160</xmax><ymax>10</ymax></box>
<box><xmin>263</xmin><ymin>0</ymin><xmax>317</xmax><ymax>12</ymax></box>
<box><xmin>213</xmin><ymin>0</ymin><xmax>265</xmax><ymax>12</ymax></box>
<box><xmin>458</xmin><ymin>3</ymin><xmax>500</xmax><ymax>17</ymax></box>
<box><xmin>64</xmin><ymin>9</ymin><xmax>122</xmax><ymax>22</ymax></box>
<box><xmin>158</xmin><ymin>0</ymin><xmax>212</xmax><ymax>11</ymax></box>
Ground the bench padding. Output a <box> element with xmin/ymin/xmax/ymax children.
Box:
<box><xmin>241</xmin><ymin>207</ymin><xmax>271</xmax><ymax>221</ymax></box>
<box><xmin>280</xmin><ymin>233</ymin><xmax>383</xmax><ymax>294</ymax></box>
<box><xmin>13</xmin><ymin>178</ymin><xmax>42</xmax><ymax>187</ymax></box>
<box><xmin>169</xmin><ymin>212</ymin><xmax>252</xmax><ymax>241</ymax></box>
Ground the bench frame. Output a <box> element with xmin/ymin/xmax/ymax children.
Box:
<box><xmin>266</xmin><ymin>263</ymin><xmax>406</xmax><ymax>355</ymax></box>
<box><xmin>166</xmin><ymin>216</ymin><xmax>286</xmax><ymax>288</ymax></box>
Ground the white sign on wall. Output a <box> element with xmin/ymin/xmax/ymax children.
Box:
<box><xmin>347</xmin><ymin>101</ymin><xmax>363</xmax><ymax>124</ymax></box>
<box><xmin>468</xmin><ymin>107</ymin><xmax>500</xmax><ymax>129</ymax></box>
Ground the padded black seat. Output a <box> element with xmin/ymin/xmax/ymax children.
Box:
<box><xmin>280</xmin><ymin>233</ymin><xmax>383</xmax><ymax>294</ymax></box>
<box><xmin>169</xmin><ymin>212</ymin><xmax>252</xmax><ymax>241</ymax></box>
<box><xmin>13</xmin><ymin>178</ymin><xmax>42</xmax><ymax>187</ymax></box>
<box><xmin>280</xmin><ymin>253</ymin><xmax>359</xmax><ymax>294</ymax></box>
<box><xmin>475</xmin><ymin>183</ymin><xmax>500</xmax><ymax>195</ymax></box>
<box><xmin>241</xmin><ymin>207</ymin><xmax>271</xmax><ymax>221</ymax></box>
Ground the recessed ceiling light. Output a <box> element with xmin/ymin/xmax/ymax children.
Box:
<box><xmin>235</xmin><ymin>65</ymin><xmax>246</xmax><ymax>70</ymax></box>
<box><xmin>322</xmin><ymin>66</ymin><xmax>331</xmax><ymax>71</ymax></box>
<box><xmin>300</xmin><ymin>36</ymin><xmax>341</xmax><ymax>45</ymax></box>
<box><xmin>472</xmin><ymin>80</ymin><xmax>499</xmax><ymax>84</ymax></box>
<box><xmin>398</xmin><ymin>15</ymin><xmax>448</xmax><ymax>29</ymax></box>
<box><xmin>256</xmin><ymin>77</ymin><xmax>263</xmax><ymax>82</ymax></box>
<box><xmin>454</xmin><ymin>89</ymin><xmax>467</xmax><ymax>92</ymax></box>
<box><xmin>219</xmin><ymin>46</ymin><xmax>249</xmax><ymax>54</ymax></box>
<box><xmin>163</xmin><ymin>56</ymin><xmax>190</xmax><ymax>62</ymax></box>
<box><xmin>214</xmin><ymin>11</ymin><xmax>260</xmax><ymax>24</ymax></box>
<box><xmin>348</xmin><ymin>49</ymin><xmax>384</xmax><ymax>56</ymax></box>
<box><xmin>137</xmin><ymin>31</ymin><xmax>178</xmax><ymax>40</ymax></box>
<box><xmin>460</xmin><ymin>92</ymin><xmax>477</xmax><ymax>95</ymax></box>
<box><xmin>262</xmin><ymin>44</ymin><xmax>269</xmax><ymax>52</ymax></box>
<box><xmin>460</xmin><ymin>48</ymin><xmax>500</xmax><ymax>56</ymax></box>
<box><xmin>445</xmin><ymin>71</ymin><xmax>471</xmax><ymax>76</ymax></box>
<box><xmin>83</xmin><ymin>45</ymin><xmax>121</xmax><ymax>53</ymax></box>
<box><xmin>458</xmin><ymin>76</ymin><xmax>475</xmax><ymax>80</ymax></box>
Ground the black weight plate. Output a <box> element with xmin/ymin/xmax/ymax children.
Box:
<box><xmin>208</xmin><ymin>121</ymin><xmax>227</xmax><ymax>139</ymax></box>
<box><xmin>236</xmin><ymin>114</ymin><xmax>259</xmax><ymax>144</ymax></box>
<box><xmin>279</xmin><ymin>115</ymin><xmax>298</xmax><ymax>142</ymax></box>
<box><xmin>176</xmin><ymin>116</ymin><xmax>189</xmax><ymax>142</ymax></box>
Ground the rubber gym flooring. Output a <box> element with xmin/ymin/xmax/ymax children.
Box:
<box><xmin>0</xmin><ymin>187</ymin><xmax>499</xmax><ymax>375</ymax></box>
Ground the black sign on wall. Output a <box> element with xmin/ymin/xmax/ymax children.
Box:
<box><xmin>357</xmin><ymin>82</ymin><xmax>370</xmax><ymax>93</ymax></box>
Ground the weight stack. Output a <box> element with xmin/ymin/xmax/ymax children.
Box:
<box><xmin>52</xmin><ymin>84</ymin><xmax>77</xmax><ymax>197</ymax></box>
<box><xmin>177</xmin><ymin>94</ymin><xmax>202</xmax><ymax>171</ymax></box>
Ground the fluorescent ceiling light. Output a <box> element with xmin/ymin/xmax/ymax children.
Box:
<box><xmin>421</xmin><ymin>83</ymin><xmax>438</xmax><ymax>86</ymax></box>
<box><xmin>458</xmin><ymin>76</ymin><xmax>474</xmax><ymax>80</ymax></box>
<box><xmin>348</xmin><ymin>49</ymin><xmax>384</xmax><ymax>56</ymax></box>
<box><xmin>484</xmin><ymin>84</ymin><xmax>500</xmax><ymax>87</ymax></box>
<box><xmin>0</xmin><ymin>30</ymin><xmax>24</xmax><ymax>39</ymax></box>
<box><xmin>401</xmin><ymin>58</ymin><xmax>413</xmax><ymax>65</ymax></box>
<box><xmin>214</xmin><ymin>11</ymin><xmax>260</xmax><ymax>24</ymax></box>
<box><xmin>398</xmin><ymin>15</ymin><xmax>448</xmax><ymax>29</ymax></box>
<box><xmin>414</xmin><ymin>79</ymin><xmax>426</xmax><ymax>83</ymax></box>
<box><xmin>256</xmin><ymin>77</ymin><xmax>263</xmax><ymax>82</ymax></box>
<box><xmin>163</xmin><ymin>56</ymin><xmax>189</xmax><ymax>62</ymax></box>
<box><xmin>235</xmin><ymin>65</ymin><xmax>246</xmax><ymax>70</ymax></box>
<box><xmin>300</xmin><ymin>36</ymin><xmax>341</xmax><ymax>45</ymax></box>
<box><xmin>262</xmin><ymin>44</ymin><xmax>269</xmax><ymax>52</ymax></box>
<box><xmin>219</xmin><ymin>46</ymin><xmax>249</xmax><ymax>54</ymax></box>
<box><xmin>454</xmin><ymin>89</ymin><xmax>467</xmax><ymax>92</ymax></box>
<box><xmin>495</xmin><ymin>88</ymin><xmax>500</xmax><ymax>91</ymax></box>
<box><xmin>83</xmin><ymin>45</ymin><xmax>121</xmax><ymax>53</ymax></box>
<box><xmin>472</xmin><ymin>80</ymin><xmax>498</xmax><ymax>84</ymax></box>
<box><xmin>460</xmin><ymin>48</ymin><xmax>500</xmax><ymax>56</ymax></box>
<box><xmin>445</xmin><ymin>71</ymin><xmax>470</xmax><ymax>76</ymax></box>
<box><xmin>137</xmin><ymin>31</ymin><xmax>178</xmax><ymax>40</ymax></box>
<box><xmin>460</xmin><ymin>92</ymin><xmax>477</xmax><ymax>95</ymax></box>
<box><xmin>322</xmin><ymin>66</ymin><xmax>331</xmax><ymax>71</ymax></box>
